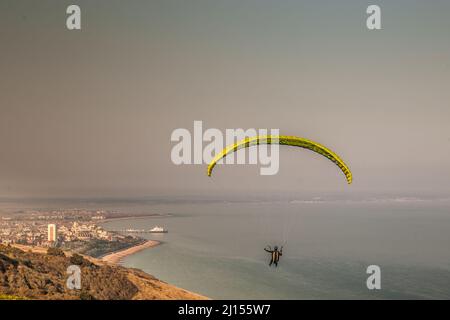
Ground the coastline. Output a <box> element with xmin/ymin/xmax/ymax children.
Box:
<box><xmin>98</xmin><ymin>214</ymin><xmax>172</xmax><ymax>224</ymax></box>
<box><xmin>101</xmin><ymin>240</ymin><xmax>160</xmax><ymax>264</ymax></box>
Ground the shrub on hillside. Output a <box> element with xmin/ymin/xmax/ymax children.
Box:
<box><xmin>69</xmin><ymin>253</ymin><xmax>84</xmax><ymax>265</ymax></box>
<box><xmin>47</xmin><ymin>247</ymin><xmax>65</xmax><ymax>257</ymax></box>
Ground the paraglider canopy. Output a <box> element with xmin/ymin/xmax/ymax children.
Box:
<box><xmin>207</xmin><ymin>135</ymin><xmax>352</xmax><ymax>184</ymax></box>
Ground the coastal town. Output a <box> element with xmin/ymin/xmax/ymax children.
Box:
<box><xmin>1</xmin><ymin>209</ymin><xmax>114</xmax><ymax>246</ymax></box>
<box><xmin>0</xmin><ymin>208</ymin><xmax>163</xmax><ymax>258</ymax></box>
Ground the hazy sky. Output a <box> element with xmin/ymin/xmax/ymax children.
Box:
<box><xmin>1</xmin><ymin>0</ymin><xmax>450</xmax><ymax>198</ymax></box>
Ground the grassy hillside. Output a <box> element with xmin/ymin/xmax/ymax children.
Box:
<box><xmin>0</xmin><ymin>244</ymin><xmax>206</xmax><ymax>300</ymax></box>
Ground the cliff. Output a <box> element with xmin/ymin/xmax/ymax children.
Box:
<box><xmin>0</xmin><ymin>244</ymin><xmax>206</xmax><ymax>300</ymax></box>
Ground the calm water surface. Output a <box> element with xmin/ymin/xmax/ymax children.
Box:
<box><xmin>102</xmin><ymin>201</ymin><xmax>450</xmax><ymax>299</ymax></box>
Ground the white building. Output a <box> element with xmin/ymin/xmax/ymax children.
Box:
<box><xmin>48</xmin><ymin>224</ymin><xmax>57</xmax><ymax>242</ymax></box>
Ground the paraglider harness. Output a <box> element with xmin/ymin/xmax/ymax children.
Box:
<box><xmin>264</xmin><ymin>245</ymin><xmax>283</xmax><ymax>267</ymax></box>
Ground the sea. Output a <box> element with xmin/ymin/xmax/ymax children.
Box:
<box><xmin>96</xmin><ymin>199</ymin><xmax>450</xmax><ymax>299</ymax></box>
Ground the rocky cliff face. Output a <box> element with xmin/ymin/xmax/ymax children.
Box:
<box><xmin>0</xmin><ymin>245</ymin><xmax>206</xmax><ymax>300</ymax></box>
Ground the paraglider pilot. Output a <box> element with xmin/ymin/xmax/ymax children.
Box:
<box><xmin>264</xmin><ymin>246</ymin><xmax>282</xmax><ymax>267</ymax></box>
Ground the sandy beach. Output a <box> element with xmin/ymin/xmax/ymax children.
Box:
<box><xmin>101</xmin><ymin>240</ymin><xmax>160</xmax><ymax>264</ymax></box>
